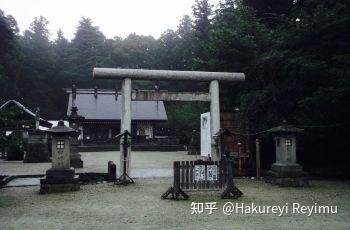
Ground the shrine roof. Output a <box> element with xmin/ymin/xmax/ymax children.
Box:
<box><xmin>66</xmin><ymin>90</ymin><xmax>167</xmax><ymax>121</ymax></box>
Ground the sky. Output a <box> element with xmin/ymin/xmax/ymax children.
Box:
<box><xmin>1</xmin><ymin>0</ymin><xmax>221</xmax><ymax>40</ymax></box>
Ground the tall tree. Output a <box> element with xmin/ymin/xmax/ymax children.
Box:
<box><xmin>18</xmin><ymin>16</ymin><xmax>65</xmax><ymax>118</ymax></box>
<box><xmin>70</xmin><ymin>17</ymin><xmax>108</xmax><ymax>85</ymax></box>
<box><xmin>192</xmin><ymin>0</ymin><xmax>213</xmax><ymax>65</ymax></box>
<box><xmin>52</xmin><ymin>29</ymin><xmax>71</xmax><ymax>82</ymax></box>
<box><xmin>20</xmin><ymin>16</ymin><xmax>54</xmax><ymax>78</ymax></box>
<box><xmin>111</xmin><ymin>33</ymin><xmax>158</xmax><ymax>69</ymax></box>
<box><xmin>176</xmin><ymin>15</ymin><xmax>194</xmax><ymax>70</ymax></box>
<box><xmin>0</xmin><ymin>10</ymin><xmax>19</xmax><ymax>101</ymax></box>
<box><xmin>156</xmin><ymin>29</ymin><xmax>181</xmax><ymax>70</ymax></box>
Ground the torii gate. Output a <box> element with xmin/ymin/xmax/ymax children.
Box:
<box><xmin>93</xmin><ymin>68</ymin><xmax>245</xmax><ymax>174</ymax></box>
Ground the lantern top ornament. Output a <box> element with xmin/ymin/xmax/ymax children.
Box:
<box><xmin>45</xmin><ymin>120</ymin><xmax>76</xmax><ymax>135</ymax></box>
<box><xmin>267</xmin><ymin>120</ymin><xmax>304</xmax><ymax>134</ymax></box>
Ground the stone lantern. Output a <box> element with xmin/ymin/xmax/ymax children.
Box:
<box><xmin>67</xmin><ymin>82</ymin><xmax>84</xmax><ymax>168</ymax></box>
<box><xmin>266</xmin><ymin>120</ymin><xmax>308</xmax><ymax>187</ymax></box>
<box><xmin>40</xmin><ymin>120</ymin><xmax>80</xmax><ymax>193</ymax></box>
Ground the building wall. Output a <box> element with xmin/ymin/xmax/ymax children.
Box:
<box><xmin>78</xmin><ymin>121</ymin><xmax>158</xmax><ymax>145</ymax></box>
<box><xmin>220</xmin><ymin>111</ymin><xmax>250</xmax><ymax>157</ymax></box>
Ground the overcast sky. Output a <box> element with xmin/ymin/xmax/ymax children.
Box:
<box><xmin>1</xmin><ymin>0</ymin><xmax>221</xmax><ymax>40</ymax></box>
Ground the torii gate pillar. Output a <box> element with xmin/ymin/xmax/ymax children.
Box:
<box><xmin>210</xmin><ymin>80</ymin><xmax>220</xmax><ymax>161</ymax></box>
<box><xmin>120</xmin><ymin>78</ymin><xmax>132</xmax><ymax>175</ymax></box>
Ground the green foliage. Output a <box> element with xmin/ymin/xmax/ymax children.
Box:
<box><xmin>0</xmin><ymin>10</ymin><xmax>20</xmax><ymax>100</ymax></box>
<box><xmin>192</xmin><ymin>0</ymin><xmax>213</xmax><ymax>63</ymax></box>
<box><xmin>163</xmin><ymin>101</ymin><xmax>209</xmax><ymax>144</ymax></box>
<box><xmin>70</xmin><ymin>17</ymin><xmax>110</xmax><ymax>83</ymax></box>
<box><xmin>111</xmin><ymin>33</ymin><xmax>158</xmax><ymax>69</ymax></box>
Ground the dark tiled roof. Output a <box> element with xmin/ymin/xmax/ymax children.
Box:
<box><xmin>0</xmin><ymin>100</ymin><xmax>52</xmax><ymax>128</ymax></box>
<box><xmin>267</xmin><ymin>120</ymin><xmax>304</xmax><ymax>133</ymax></box>
<box><xmin>67</xmin><ymin>92</ymin><xmax>167</xmax><ymax>121</ymax></box>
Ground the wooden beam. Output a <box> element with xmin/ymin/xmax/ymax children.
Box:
<box><xmin>131</xmin><ymin>90</ymin><xmax>210</xmax><ymax>101</ymax></box>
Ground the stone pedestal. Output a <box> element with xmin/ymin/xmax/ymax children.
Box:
<box><xmin>266</xmin><ymin>163</ymin><xmax>309</xmax><ymax>187</ymax></box>
<box><xmin>40</xmin><ymin>168</ymin><xmax>80</xmax><ymax>193</ymax></box>
<box><xmin>70</xmin><ymin>136</ymin><xmax>83</xmax><ymax>168</ymax></box>
<box><xmin>24</xmin><ymin>130</ymin><xmax>50</xmax><ymax>163</ymax></box>
<box><xmin>265</xmin><ymin>121</ymin><xmax>309</xmax><ymax>187</ymax></box>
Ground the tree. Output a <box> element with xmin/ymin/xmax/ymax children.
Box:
<box><xmin>156</xmin><ymin>29</ymin><xmax>181</xmax><ymax>70</ymax></box>
<box><xmin>192</xmin><ymin>0</ymin><xmax>213</xmax><ymax>64</ymax></box>
<box><xmin>70</xmin><ymin>17</ymin><xmax>109</xmax><ymax>85</ymax></box>
<box><xmin>52</xmin><ymin>29</ymin><xmax>71</xmax><ymax>82</ymax></box>
<box><xmin>0</xmin><ymin>10</ymin><xmax>20</xmax><ymax>100</ymax></box>
<box><xmin>111</xmin><ymin>33</ymin><xmax>158</xmax><ymax>69</ymax></box>
<box><xmin>176</xmin><ymin>15</ymin><xmax>195</xmax><ymax>70</ymax></box>
<box><xmin>243</xmin><ymin>0</ymin><xmax>295</xmax><ymax>27</ymax></box>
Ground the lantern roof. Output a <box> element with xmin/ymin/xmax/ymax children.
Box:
<box><xmin>45</xmin><ymin>120</ymin><xmax>76</xmax><ymax>135</ymax></box>
<box><xmin>267</xmin><ymin>120</ymin><xmax>304</xmax><ymax>134</ymax></box>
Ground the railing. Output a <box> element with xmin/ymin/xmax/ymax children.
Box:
<box><xmin>162</xmin><ymin>158</ymin><xmax>243</xmax><ymax>200</ymax></box>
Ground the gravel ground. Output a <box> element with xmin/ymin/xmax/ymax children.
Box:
<box><xmin>0</xmin><ymin>151</ymin><xmax>198</xmax><ymax>176</ymax></box>
<box><xmin>1</xmin><ymin>178</ymin><xmax>349</xmax><ymax>230</ymax></box>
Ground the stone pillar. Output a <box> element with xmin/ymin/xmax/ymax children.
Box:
<box><xmin>210</xmin><ymin>80</ymin><xmax>220</xmax><ymax>161</ymax></box>
<box><xmin>40</xmin><ymin>121</ymin><xmax>80</xmax><ymax>194</ymax></box>
<box><xmin>120</xmin><ymin>78</ymin><xmax>132</xmax><ymax>175</ymax></box>
<box><xmin>265</xmin><ymin>121</ymin><xmax>308</xmax><ymax>187</ymax></box>
<box><xmin>35</xmin><ymin>107</ymin><xmax>40</xmax><ymax>130</ymax></box>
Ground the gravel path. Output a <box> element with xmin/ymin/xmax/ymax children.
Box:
<box><xmin>1</xmin><ymin>179</ymin><xmax>349</xmax><ymax>229</ymax></box>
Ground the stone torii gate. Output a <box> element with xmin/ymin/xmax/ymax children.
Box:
<box><xmin>93</xmin><ymin>68</ymin><xmax>245</xmax><ymax>174</ymax></box>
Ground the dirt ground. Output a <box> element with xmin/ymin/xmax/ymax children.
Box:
<box><xmin>1</xmin><ymin>178</ymin><xmax>350</xmax><ymax>230</ymax></box>
<box><xmin>1</xmin><ymin>152</ymin><xmax>350</xmax><ymax>229</ymax></box>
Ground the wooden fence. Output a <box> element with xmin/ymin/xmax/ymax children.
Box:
<box><xmin>162</xmin><ymin>158</ymin><xmax>242</xmax><ymax>200</ymax></box>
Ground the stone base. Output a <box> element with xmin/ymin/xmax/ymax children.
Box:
<box><xmin>265</xmin><ymin>163</ymin><xmax>309</xmax><ymax>187</ymax></box>
<box><xmin>70</xmin><ymin>158</ymin><xmax>83</xmax><ymax>168</ymax></box>
<box><xmin>40</xmin><ymin>168</ymin><xmax>80</xmax><ymax>194</ymax></box>
<box><xmin>40</xmin><ymin>180</ymin><xmax>80</xmax><ymax>194</ymax></box>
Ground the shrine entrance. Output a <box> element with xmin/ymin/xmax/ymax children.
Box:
<box><xmin>93</xmin><ymin>68</ymin><xmax>245</xmax><ymax>178</ymax></box>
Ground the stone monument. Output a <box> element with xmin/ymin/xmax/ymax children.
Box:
<box><xmin>40</xmin><ymin>121</ymin><xmax>80</xmax><ymax>194</ymax></box>
<box><xmin>266</xmin><ymin>120</ymin><xmax>309</xmax><ymax>187</ymax></box>
<box><xmin>24</xmin><ymin>108</ymin><xmax>50</xmax><ymax>163</ymax></box>
<box><xmin>24</xmin><ymin>130</ymin><xmax>50</xmax><ymax>163</ymax></box>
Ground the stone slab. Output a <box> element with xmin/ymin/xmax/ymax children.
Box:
<box><xmin>265</xmin><ymin>169</ymin><xmax>309</xmax><ymax>187</ymax></box>
<box><xmin>40</xmin><ymin>181</ymin><xmax>80</xmax><ymax>194</ymax></box>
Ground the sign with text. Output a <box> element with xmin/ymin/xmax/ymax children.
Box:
<box><xmin>201</xmin><ymin>112</ymin><xmax>211</xmax><ymax>157</ymax></box>
<box><xmin>194</xmin><ymin>165</ymin><xmax>206</xmax><ymax>181</ymax></box>
<box><xmin>207</xmin><ymin>165</ymin><xmax>218</xmax><ymax>181</ymax></box>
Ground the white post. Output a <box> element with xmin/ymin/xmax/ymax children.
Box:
<box><xmin>120</xmin><ymin>78</ymin><xmax>132</xmax><ymax>175</ymax></box>
<box><xmin>210</xmin><ymin>80</ymin><xmax>220</xmax><ymax>161</ymax></box>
